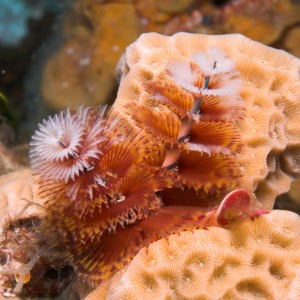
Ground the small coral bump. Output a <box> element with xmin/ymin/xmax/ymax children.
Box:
<box><xmin>29</xmin><ymin>106</ymin><xmax>106</xmax><ymax>183</ymax></box>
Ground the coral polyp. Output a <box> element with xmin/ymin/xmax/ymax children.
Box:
<box><xmin>28</xmin><ymin>32</ymin><xmax>300</xmax><ymax>286</ymax></box>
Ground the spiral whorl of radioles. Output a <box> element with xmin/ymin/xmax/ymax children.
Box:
<box><xmin>30</xmin><ymin>106</ymin><xmax>107</xmax><ymax>183</ymax></box>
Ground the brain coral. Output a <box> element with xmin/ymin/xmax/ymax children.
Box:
<box><xmin>115</xmin><ymin>32</ymin><xmax>300</xmax><ymax>209</ymax></box>
<box><xmin>28</xmin><ymin>33</ymin><xmax>300</xmax><ymax>286</ymax></box>
<box><xmin>85</xmin><ymin>210</ymin><xmax>300</xmax><ymax>300</ymax></box>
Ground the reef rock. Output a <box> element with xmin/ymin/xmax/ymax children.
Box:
<box><xmin>42</xmin><ymin>1</ymin><xmax>139</xmax><ymax>110</ymax></box>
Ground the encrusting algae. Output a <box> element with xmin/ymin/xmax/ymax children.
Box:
<box><xmin>1</xmin><ymin>32</ymin><xmax>300</xmax><ymax>298</ymax></box>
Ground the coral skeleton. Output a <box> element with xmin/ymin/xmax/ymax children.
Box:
<box><xmin>3</xmin><ymin>32</ymin><xmax>300</xmax><ymax>297</ymax></box>
<box><xmin>88</xmin><ymin>210</ymin><xmax>300</xmax><ymax>300</ymax></box>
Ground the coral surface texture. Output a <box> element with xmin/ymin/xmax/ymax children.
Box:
<box><xmin>87</xmin><ymin>210</ymin><xmax>300</xmax><ymax>300</ymax></box>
